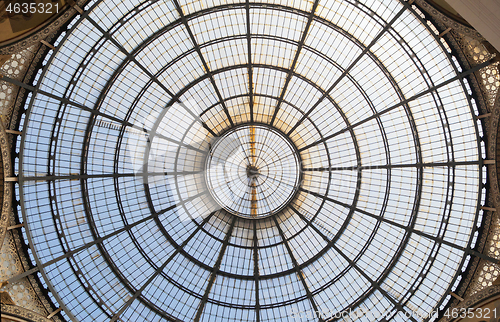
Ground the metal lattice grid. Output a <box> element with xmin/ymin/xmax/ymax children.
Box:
<box><xmin>13</xmin><ymin>0</ymin><xmax>492</xmax><ymax>321</ymax></box>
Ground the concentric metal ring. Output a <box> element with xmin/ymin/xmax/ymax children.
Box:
<box><xmin>205</xmin><ymin>124</ymin><xmax>301</xmax><ymax>218</ymax></box>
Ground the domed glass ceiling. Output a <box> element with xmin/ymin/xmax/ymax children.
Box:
<box><xmin>17</xmin><ymin>0</ymin><xmax>487</xmax><ymax>321</ymax></box>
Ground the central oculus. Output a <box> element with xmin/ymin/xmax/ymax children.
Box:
<box><xmin>205</xmin><ymin>124</ymin><xmax>301</xmax><ymax>219</ymax></box>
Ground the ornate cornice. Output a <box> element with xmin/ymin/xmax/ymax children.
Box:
<box><xmin>0</xmin><ymin>17</ymin><xmax>64</xmax><ymax>322</ymax></box>
<box><xmin>442</xmin><ymin>285</ymin><xmax>500</xmax><ymax>321</ymax></box>
<box><xmin>1</xmin><ymin>304</ymin><xmax>52</xmax><ymax>322</ymax></box>
<box><xmin>0</xmin><ymin>118</ymin><xmax>14</xmax><ymax>249</ymax></box>
<box><xmin>0</xmin><ymin>0</ymin><xmax>87</xmax><ymax>56</ymax></box>
<box><xmin>414</xmin><ymin>0</ymin><xmax>484</xmax><ymax>40</ymax></box>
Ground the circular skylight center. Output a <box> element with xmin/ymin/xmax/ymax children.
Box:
<box><xmin>205</xmin><ymin>124</ymin><xmax>301</xmax><ymax>218</ymax></box>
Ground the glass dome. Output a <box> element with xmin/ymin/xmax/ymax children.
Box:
<box><xmin>18</xmin><ymin>0</ymin><xmax>486</xmax><ymax>321</ymax></box>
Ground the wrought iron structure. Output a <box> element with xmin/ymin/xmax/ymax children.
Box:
<box><xmin>1</xmin><ymin>0</ymin><xmax>499</xmax><ymax>321</ymax></box>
